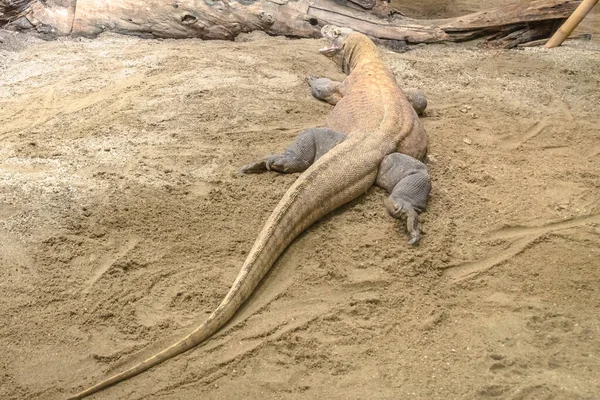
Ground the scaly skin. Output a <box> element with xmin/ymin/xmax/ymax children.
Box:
<box><xmin>67</xmin><ymin>26</ymin><xmax>427</xmax><ymax>399</ymax></box>
<box><xmin>320</xmin><ymin>27</ymin><xmax>427</xmax><ymax>160</ymax></box>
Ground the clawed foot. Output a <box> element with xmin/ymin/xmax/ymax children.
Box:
<box><xmin>239</xmin><ymin>156</ymin><xmax>279</xmax><ymax>174</ymax></box>
<box><xmin>240</xmin><ymin>159</ymin><xmax>268</xmax><ymax>174</ymax></box>
<box><xmin>240</xmin><ymin>154</ymin><xmax>309</xmax><ymax>174</ymax></box>
<box><xmin>305</xmin><ymin>75</ymin><xmax>318</xmax><ymax>84</ymax></box>
<box><xmin>384</xmin><ymin>197</ymin><xmax>422</xmax><ymax>245</ymax></box>
<box><xmin>305</xmin><ymin>75</ymin><xmax>344</xmax><ymax>105</ymax></box>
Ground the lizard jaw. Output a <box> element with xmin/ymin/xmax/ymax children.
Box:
<box><xmin>319</xmin><ymin>44</ymin><xmax>341</xmax><ymax>57</ymax></box>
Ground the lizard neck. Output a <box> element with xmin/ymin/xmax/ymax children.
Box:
<box><xmin>343</xmin><ymin>36</ymin><xmax>384</xmax><ymax>74</ymax></box>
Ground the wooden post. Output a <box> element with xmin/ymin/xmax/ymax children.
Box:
<box><xmin>545</xmin><ymin>0</ymin><xmax>598</xmax><ymax>48</ymax></box>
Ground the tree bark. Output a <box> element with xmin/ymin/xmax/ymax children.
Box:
<box><xmin>1</xmin><ymin>0</ymin><xmax>582</xmax><ymax>48</ymax></box>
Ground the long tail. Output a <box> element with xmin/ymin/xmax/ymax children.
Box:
<box><xmin>68</xmin><ymin>137</ymin><xmax>381</xmax><ymax>399</ymax></box>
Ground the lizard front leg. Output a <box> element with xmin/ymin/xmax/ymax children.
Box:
<box><xmin>403</xmin><ymin>88</ymin><xmax>428</xmax><ymax>116</ymax></box>
<box><xmin>376</xmin><ymin>153</ymin><xmax>431</xmax><ymax>245</ymax></box>
<box><xmin>306</xmin><ymin>76</ymin><xmax>345</xmax><ymax>105</ymax></box>
<box><xmin>307</xmin><ymin>76</ymin><xmax>428</xmax><ymax>115</ymax></box>
<box><xmin>241</xmin><ymin>127</ymin><xmax>346</xmax><ymax>174</ymax></box>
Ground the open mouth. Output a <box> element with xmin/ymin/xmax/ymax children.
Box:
<box><xmin>319</xmin><ymin>44</ymin><xmax>340</xmax><ymax>56</ymax></box>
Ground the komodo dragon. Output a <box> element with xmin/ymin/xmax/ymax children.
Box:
<box><xmin>68</xmin><ymin>25</ymin><xmax>431</xmax><ymax>399</ymax></box>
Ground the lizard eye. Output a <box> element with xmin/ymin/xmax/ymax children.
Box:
<box><xmin>333</xmin><ymin>28</ymin><xmax>341</xmax><ymax>37</ymax></box>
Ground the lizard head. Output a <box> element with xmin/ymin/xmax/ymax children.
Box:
<box><xmin>319</xmin><ymin>25</ymin><xmax>356</xmax><ymax>72</ymax></box>
<box><xmin>319</xmin><ymin>25</ymin><xmax>373</xmax><ymax>73</ymax></box>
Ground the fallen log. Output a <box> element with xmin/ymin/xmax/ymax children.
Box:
<box><xmin>0</xmin><ymin>0</ymin><xmax>583</xmax><ymax>48</ymax></box>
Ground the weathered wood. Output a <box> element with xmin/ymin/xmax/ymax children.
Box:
<box><xmin>347</xmin><ymin>0</ymin><xmax>377</xmax><ymax>11</ymax></box>
<box><xmin>517</xmin><ymin>33</ymin><xmax>591</xmax><ymax>48</ymax></box>
<box><xmin>0</xmin><ymin>0</ymin><xmax>32</xmax><ymax>20</ymax></box>
<box><xmin>0</xmin><ymin>0</ymin><xmax>583</xmax><ymax>48</ymax></box>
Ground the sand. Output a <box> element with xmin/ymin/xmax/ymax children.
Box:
<box><xmin>1</xmin><ymin>5</ymin><xmax>599</xmax><ymax>399</ymax></box>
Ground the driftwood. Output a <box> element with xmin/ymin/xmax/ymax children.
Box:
<box><xmin>0</xmin><ymin>0</ymin><xmax>582</xmax><ymax>48</ymax></box>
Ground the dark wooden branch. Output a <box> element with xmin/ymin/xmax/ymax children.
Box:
<box><xmin>0</xmin><ymin>0</ymin><xmax>34</xmax><ymax>22</ymax></box>
<box><xmin>0</xmin><ymin>0</ymin><xmax>583</xmax><ymax>49</ymax></box>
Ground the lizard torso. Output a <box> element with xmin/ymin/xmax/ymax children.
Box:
<box><xmin>324</xmin><ymin>33</ymin><xmax>427</xmax><ymax>160</ymax></box>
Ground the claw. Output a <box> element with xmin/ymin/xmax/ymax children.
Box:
<box><xmin>241</xmin><ymin>161</ymin><xmax>263</xmax><ymax>174</ymax></box>
<box><xmin>384</xmin><ymin>197</ymin><xmax>404</xmax><ymax>218</ymax></box>
<box><xmin>405</xmin><ymin>209</ymin><xmax>421</xmax><ymax>245</ymax></box>
<box><xmin>408</xmin><ymin>235</ymin><xmax>421</xmax><ymax>246</ymax></box>
<box><xmin>385</xmin><ymin>197</ymin><xmax>422</xmax><ymax>245</ymax></box>
<box><xmin>391</xmin><ymin>204</ymin><xmax>404</xmax><ymax>218</ymax></box>
<box><xmin>240</xmin><ymin>158</ymin><xmax>270</xmax><ymax>174</ymax></box>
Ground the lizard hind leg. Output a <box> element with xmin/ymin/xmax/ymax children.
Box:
<box><xmin>376</xmin><ymin>153</ymin><xmax>431</xmax><ymax>245</ymax></box>
<box><xmin>241</xmin><ymin>128</ymin><xmax>346</xmax><ymax>174</ymax></box>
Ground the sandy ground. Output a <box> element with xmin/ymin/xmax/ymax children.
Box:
<box><xmin>1</xmin><ymin>6</ymin><xmax>600</xmax><ymax>400</ymax></box>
